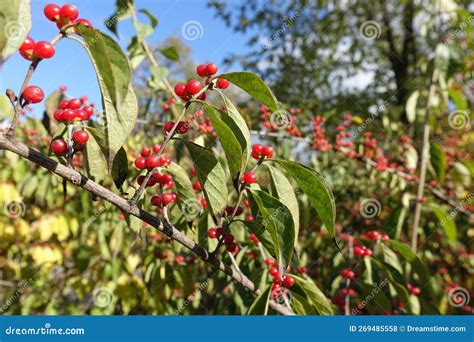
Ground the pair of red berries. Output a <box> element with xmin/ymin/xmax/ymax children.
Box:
<box><xmin>22</xmin><ymin>86</ymin><xmax>45</xmax><ymax>104</ymax></box>
<box><xmin>174</xmin><ymin>80</ymin><xmax>203</xmax><ymax>100</ymax></box>
<box><xmin>151</xmin><ymin>192</ymin><xmax>177</xmax><ymax>207</ymax></box>
<box><xmin>54</xmin><ymin>98</ymin><xmax>93</xmax><ymax>122</ymax></box>
<box><xmin>44</xmin><ymin>3</ymin><xmax>92</xmax><ymax>30</ymax></box>
<box><xmin>251</xmin><ymin>143</ymin><xmax>273</xmax><ymax>159</ymax></box>
<box><xmin>249</xmin><ymin>233</ymin><xmax>259</xmax><ymax>244</ymax></box>
<box><xmin>196</xmin><ymin>63</ymin><xmax>218</xmax><ymax>77</ymax></box>
<box><xmin>242</xmin><ymin>172</ymin><xmax>257</xmax><ymax>185</ymax></box>
<box><xmin>353</xmin><ymin>245</ymin><xmax>372</xmax><ymax>257</ymax></box>
<box><xmin>164</xmin><ymin>121</ymin><xmax>189</xmax><ymax>134</ymax></box>
<box><xmin>340</xmin><ymin>268</ymin><xmax>356</xmax><ymax>279</ymax></box>
<box><xmin>50</xmin><ymin>130</ymin><xmax>89</xmax><ymax>156</ymax></box>
<box><xmin>406</xmin><ymin>283</ymin><xmax>421</xmax><ymax>296</ymax></box>
<box><xmin>135</xmin><ymin>154</ymin><xmax>171</xmax><ymax>170</ymax></box>
<box><xmin>19</xmin><ymin>37</ymin><xmax>55</xmax><ymax>61</ymax></box>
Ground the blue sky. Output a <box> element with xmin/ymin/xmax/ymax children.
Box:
<box><xmin>1</xmin><ymin>0</ymin><xmax>250</xmax><ymax>114</ymax></box>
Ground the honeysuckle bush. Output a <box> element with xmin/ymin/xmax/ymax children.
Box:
<box><xmin>0</xmin><ymin>1</ymin><xmax>472</xmax><ymax>315</ymax></box>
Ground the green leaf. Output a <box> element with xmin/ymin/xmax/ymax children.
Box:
<box><xmin>425</xmin><ymin>203</ymin><xmax>457</xmax><ymax>247</ymax></box>
<box><xmin>405</xmin><ymin>90</ymin><xmax>419</xmax><ymax>123</ymax></box>
<box><xmin>218</xmin><ymin>72</ymin><xmax>279</xmax><ymax>113</ymax></box>
<box><xmin>184</xmin><ymin>141</ymin><xmax>228</xmax><ymax>217</ymax></box>
<box><xmin>247</xmin><ymin>285</ymin><xmax>271</xmax><ymax>315</ymax></box>
<box><xmin>236</xmin><ymin>220</ymin><xmax>275</xmax><ymax>258</ymax></box>
<box><xmin>167</xmin><ymin>162</ymin><xmax>195</xmax><ymax>205</ymax></box>
<box><xmin>430</xmin><ymin>143</ymin><xmax>447</xmax><ymax>183</ymax></box>
<box><xmin>77</xmin><ymin>26</ymin><xmax>138</xmax><ymax>170</ymax></box>
<box><xmin>452</xmin><ymin>162</ymin><xmax>471</xmax><ymax>187</ymax></box>
<box><xmin>139</xmin><ymin>9</ymin><xmax>158</xmax><ymax>28</ymax></box>
<box><xmin>84</xmin><ymin>126</ymin><xmax>108</xmax><ymax>183</ymax></box>
<box><xmin>197</xmin><ymin>101</ymin><xmax>244</xmax><ymax>181</ymax></box>
<box><xmin>77</xmin><ymin>26</ymin><xmax>131</xmax><ymax>111</ymax></box>
<box><xmin>291</xmin><ymin>275</ymin><xmax>333</xmax><ymax>315</ymax></box>
<box><xmin>111</xmin><ymin>147</ymin><xmax>128</xmax><ymax>192</ymax></box>
<box><xmin>266</xmin><ymin>164</ymin><xmax>300</xmax><ymax>243</ymax></box>
<box><xmin>249</xmin><ymin>189</ymin><xmax>295</xmax><ymax>272</ymax></box>
<box><xmin>371</xmin><ymin>257</ymin><xmax>410</xmax><ymax>305</ymax></box>
<box><xmin>148</xmin><ymin>66</ymin><xmax>169</xmax><ymax>91</ymax></box>
<box><xmin>216</xmin><ymin>91</ymin><xmax>252</xmax><ymax>168</ymax></box>
<box><xmin>159</xmin><ymin>46</ymin><xmax>179</xmax><ymax>61</ymax></box>
<box><xmin>0</xmin><ymin>0</ymin><xmax>31</xmax><ymax>66</ymax></box>
<box><xmin>386</xmin><ymin>205</ymin><xmax>407</xmax><ymax>240</ymax></box>
<box><xmin>272</xmin><ymin>160</ymin><xmax>335</xmax><ymax>236</ymax></box>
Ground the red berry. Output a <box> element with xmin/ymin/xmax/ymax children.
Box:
<box><xmin>53</xmin><ymin>110</ymin><xmax>64</xmax><ymax>121</ymax></box>
<box><xmin>59</xmin><ymin>100</ymin><xmax>69</xmax><ymax>109</ymax></box>
<box><xmin>141</xmin><ymin>147</ymin><xmax>151</xmax><ymax>157</ymax></box>
<box><xmin>176</xmin><ymin>121</ymin><xmax>188</xmax><ymax>134</ymax></box>
<box><xmin>252</xmin><ymin>144</ymin><xmax>263</xmax><ymax>155</ymax></box>
<box><xmin>152</xmin><ymin>144</ymin><xmax>161</xmax><ymax>153</ymax></box>
<box><xmin>146</xmin><ymin>155</ymin><xmax>160</xmax><ymax>169</ymax></box>
<box><xmin>44</xmin><ymin>4</ymin><xmax>60</xmax><ymax>21</ymax></box>
<box><xmin>60</xmin><ymin>4</ymin><xmax>79</xmax><ymax>21</ymax></box>
<box><xmin>282</xmin><ymin>275</ymin><xmax>295</xmax><ymax>288</ymax></box>
<box><xmin>159</xmin><ymin>174</ymin><xmax>173</xmax><ymax>184</ymax></box>
<box><xmin>75</xmin><ymin>109</ymin><xmax>88</xmax><ymax>121</ymax></box>
<box><xmin>242</xmin><ymin>172</ymin><xmax>257</xmax><ymax>184</ymax></box>
<box><xmin>208</xmin><ymin>228</ymin><xmax>217</xmax><ymax>238</ymax></box>
<box><xmin>75</xmin><ymin>18</ymin><xmax>92</xmax><ymax>28</ymax></box>
<box><xmin>51</xmin><ymin>139</ymin><xmax>68</xmax><ymax>156</ymax></box>
<box><xmin>265</xmin><ymin>258</ymin><xmax>275</xmax><ymax>267</ymax></box>
<box><xmin>68</xmin><ymin>98</ymin><xmax>81</xmax><ymax>110</ymax></box>
<box><xmin>216</xmin><ymin>78</ymin><xmax>229</xmax><ymax>89</ymax></box>
<box><xmin>62</xmin><ymin>109</ymin><xmax>75</xmax><ymax>121</ymax></box>
<box><xmin>19</xmin><ymin>37</ymin><xmax>35</xmax><ymax>60</ymax></box>
<box><xmin>137</xmin><ymin>175</ymin><xmax>156</xmax><ymax>187</ymax></box>
<box><xmin>134</xmin><ymin>157</ymin><xmax>146</xmax><ymax>170</ymax></box>
<box><xmin>215</xmin><ymin>227</ymin><xmax>224</xmax><ymax>236</ymax></box>
<box><xmin>269</xmin><ymin>267</ymin><xmax>279</xmax><ymax>277</ymax></box>
<box><xmin>246</xmin><ymin>214</ymin><xmax>254</xmax><ymax>222</ymax></box>
<box><xmin>185</xmin><ymin>80</ymin><xmax>201</xmax><ymax>95</ymax></box>
<box><xmin>83</xmin><ymin>105</ymin><xmax>93</xmax><ymax>117</ymax></box>
<box><xmin>72</xmin><ymin>130</ymin><xmax>89</xmax><ymax>144</ymax></box>
<box><xmin>151</xmin><ymin>196</ymin><xmax>162</xmax><ymax>206</ymax></box>
<box><xmin>22</xmin><ymin>86</ymin><xmax>44</xmax><ymax>103</ymax></box>
<box><xmin>199</xmin><ymin>92</ymin><xmax>206</xmax><ymax>101</ymax></box>
<box><xmin>164</xmin><ymin>121</ymin><xmax>175</xmax><ymax>133</ymax></box>
<box><xmin>161</xmin><ymin>193</ymin><xmax>175</xmax><ymax>205</ymax></box>
<box><xmin>262</xmin><ymin>146</ymin><xmax>274</xmax><ymax>158</ymax></box>
<box><xmin>174</xmin><ymin>83</ymin><xmax>186</xmax><ymax>96</ymax></box>
<box><xmin>205</xmin><ymin>63</ymin><xmax>218</xmax><ymax>76</ymax></box>
<box><xmin>34</xmin><ymin>41</ymin><xmax>55</xmax><ymax>59</ymax></box>
<box><xmin>226</xmin><ymin>243</ymin><xmax>237</xmax><ymax>252</ymax></box>
<box><xmin>196</xmin><ymin>64</ymin><xmax>207</xmax><ymax>77</ymax></box>
<box><xmin>192</xmin><ymin>182</ymin><xmax>202</xmax><ymax>191</ymax></box>
<box><xmin>223</xmin><ymin>234</ymin><xmax>234</xmax><ymax>245</ymax></box>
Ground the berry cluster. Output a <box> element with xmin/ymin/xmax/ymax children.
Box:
<box><xmin>44</xmin><ymin>3</ymin><xmax>92</xmax><ymax>30</ymax></box>
<box><xmin>54</xmin><ymin>97</ymin><xmax>94</xmax><ymax>122</ymax></box>
<box><xmin>406</xmin><ymin>283</ymin><xmax>421</xmax><ymax>296</ymax></box>
<box><xmin>360</xmin><ymin>230</ymin><xmax>389</xmax><ymax>241</ymax></box>
<box><xmin>173</xmin><ymin>62</ymin><xmax>229</xmax><ymax>102</ymax></box>
<box><xmin>134</xmin><ymin>145</ymin><xmax>171</xmax><ymax>172</ymax></box>
<box><xmin>207</xmin><ymin>227</ymin><xmax>238</xmax><ymax>253</ymax></box>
